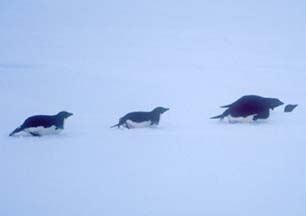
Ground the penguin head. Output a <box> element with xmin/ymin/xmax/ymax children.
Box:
<box><xmin>152</xmin><ymin>107</ymin><xmax>170</xmax><ymax>114</ymax></box>
<box><xmin>267</xmin><ymin>98</ymin><xmax>284</xmax><ymax>110</ymax></box>
<box><xmin>57</xmin><ymin>111</ymin><xmax>73</xmax><ymax>119</ymax></box>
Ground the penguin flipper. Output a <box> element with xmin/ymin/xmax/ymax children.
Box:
<box><xmin>29</xmin><ymin>132</ymin><xmax>41</xmax><ymax>137</ymax></box>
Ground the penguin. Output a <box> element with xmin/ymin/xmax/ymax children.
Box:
<box><xmin>210</xmin><ymin>95</ymin><xmax>284</xmax><ymax>121</ymax></box>
<box><xmin>9</xmin><ymin>111</ymin><xmax>73</xmax><ymax>137</ymax></box>
<box><xmin>111</xmin><ymin>107</ymin><xmax>170</xmax><ymax>129</ymax></box>
<box><xmin>284</xmin><ymin>104</ymin><xmax>298</xmax><ymax>112</ymax></box>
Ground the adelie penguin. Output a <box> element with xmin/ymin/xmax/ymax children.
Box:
<box><xmin>9</xmin><ymin>111</ymin><xmax>73</xmax><ymax>137</ymax></box>
<box><xmin>284</xmin><ymin>104</ymin><xmax>298</xmax><ymax>113</ymax></box>
<box><xmin>111</xmin><ymin>107</ymin><xmax>170</xmax><ymax>129</ymax></box>
<box><xmin>210</xmin><ymin>95</ymin><xmax>284</xmax><ymax>122</ymax></box>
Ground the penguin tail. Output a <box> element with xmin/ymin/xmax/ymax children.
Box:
<box><xmin>210</xmin><ymin>114</ymin><xmax>225</xmax><ymax>119</ymax></box>
<box><xmin>220</xmin><ymin>104</ymin><xmax>231</xmax><ymax>108</ymax></box>
<box><xmin>110</xmin><ymin>123</ymin><xmax>120</xmax><ymax>128</ymax></box>
<box><xmin>9</xmin><ymin>127</ymin><xmax>23</xmax><ymax>136</ymax></box>
<box><xmin>111</xmin><ymin>117</ymin><xmax>125</xmax><ymax>128</ymax></box>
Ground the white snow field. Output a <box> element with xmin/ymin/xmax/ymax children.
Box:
<box><xmin>1</xmin><ymin>1</ymin><xmax>306</xmax><ymax>215</ymax></box>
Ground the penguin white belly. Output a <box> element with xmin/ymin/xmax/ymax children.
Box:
<box><xmin>24</xmin><ymin>126</ymin><xmax>62</xmax><ymax>136</ymax></box>
<box><xmin>126</xmin><ymin>120</ymin><xmax>153</xmax><ymax>128</ymax></box>
<box><xmin>227</xmin><ymin>114</ymin><xmax>256</xmax><ymax>123</ymax></box>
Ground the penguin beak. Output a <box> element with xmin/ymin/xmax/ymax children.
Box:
<box><xmin>67</xmin><ymin>112</ymin><xmax>73</xmax><ymax>117</ymax></box>
<box><xmin>276</xmin><ymin>101</ymin><xmax>285</xmax><ymax>109</ymax></box>
<box><xmin>272</xmin><ymin>101</ymin><xmax>284</xmax><ymax>110</ymax></box>
<box><xmin>164</xmin><ymin>108</ymin><xmax>170</xmax><ymax>113</ymax></box>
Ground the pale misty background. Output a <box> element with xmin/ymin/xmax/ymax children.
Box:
<box><xmin>0</xmin><ymin>0</ymin><xmax>306</xmax><ymax>216</ymax></box>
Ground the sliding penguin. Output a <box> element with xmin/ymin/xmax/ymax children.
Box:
<box><xmin>284</xmin><ymin>104</ymin><xmax>298</xmax><ymax>112</ymax></box>
<box><xmin>111</xmin><ymin>107</ymin><xmax>169</xmax><ymax>129</ymax></box>
<box><xmin>9</xmin><ymin>111</ymin><xmax>73</xmax><ymax>137</ymax></box>
<box><xmin>211</xmin><ymin>95</ymin><xmax>284</xmax><ymax>121</ymax></box>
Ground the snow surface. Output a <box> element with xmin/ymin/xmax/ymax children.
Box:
<box><xmin>1</xmin><ymin>0</ymin><xmax>306</xmax><ymax>215</ymax></box>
